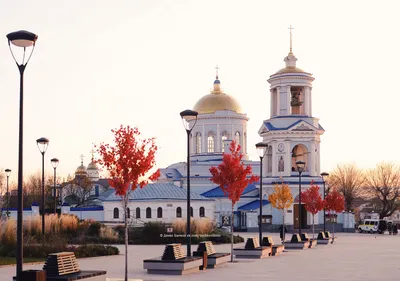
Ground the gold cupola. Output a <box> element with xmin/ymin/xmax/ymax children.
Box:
<box><xmin>193</xmin><ymin>75</ymin><xmax>242</xmax><ymax>114</ymax></box>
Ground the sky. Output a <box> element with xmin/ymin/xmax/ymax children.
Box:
<box><xmin>1</xmin><ymin>0</ymin><xmax>400</xmax><ymax>183</ymax></box>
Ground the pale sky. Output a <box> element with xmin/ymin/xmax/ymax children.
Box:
<box><xmin>1</xmin><ymin>0</ymin><xmax>399</xmax><ymax>183</ymax></box>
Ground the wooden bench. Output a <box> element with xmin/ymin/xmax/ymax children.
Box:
<box><xmin>143</xmin><ymin>243</ymin><xmax>203</xmax><ymax>275</ymax></box>
<box><xmin>325</xmin><ymin>231</ymin><xmax>336</xmax><ymax>243</ymax></box>
<box><xmin>43</xmin><ymin>252</ymin><xmax>106</xmax><ymax>281</ymax></box>
<box><xmin>300</xmin><ymin>233</ymin><xmax>317</xmax><ymax>248</ymax></box>
<box><xmin>317</xmin><ymin>231</ymin><xmax>333</xmax><ymax>244</ymax></box>
<box><xmin>284</xmin><ymin>234</ymin><xmax>309</xmax><ymax>250</ymax></box>
<box><xmin>233</xmin><ymin>237</ymin><xmax>271</xmax><ymax>259</ymax></box>
<box><xmin>193</xmin><ymin>241</ymin><xmax>230</xmax><ymax>268</ymax></box>
<box><xmin>262</xmin><ymin>236</ymin><xmax>284</xmax><ymax>256</ymax></box>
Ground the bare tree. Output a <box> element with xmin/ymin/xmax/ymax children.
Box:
<box><xmin>62</xmin><ymin>175</ymin><xmax>93</xmax><ymax>206</ymax></box>
<box><xmin>329</xmin><ymin>164</ymin><xmax>365</xmax><ymax>211</ymax></box>
<box><xmin>364</xmin><ymin>163</ymin><xmax>400</xmax><ymax>219</ymax></box>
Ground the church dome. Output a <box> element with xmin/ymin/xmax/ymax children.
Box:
<box><xmin>75</xmin><ymin>163</ymin><xmax>87</xmax><ymax>177</ymax></box>
<box><xmin>275</xmin><ymin>66</ymin><xmax>306</xmax><ymax>74</ymax></box>
<box><xmin>87</xmin><ymin>161</ymin><xmax>98</xmax><ymax>170</ymax></box>
<box><xmin>193</xmin><ymin>77</ymin><xmax>242</xmax><ymax>114</ymax></box>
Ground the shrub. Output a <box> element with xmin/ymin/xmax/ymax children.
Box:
<box><xmin>73</xmin><ymin>244</ymin><xmax>119</xmax><ymax>258</ymax></box>
<box><xmin>88</xmin><ymin>221</ymin><xmax>102</xmax><ymax>236</ymax></box>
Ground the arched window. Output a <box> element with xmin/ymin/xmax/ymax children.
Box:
<box><xmin>291</xmin><ymin>144</ymin><xmax>309</xmax><ymax>172</ymax></box>
<box><xmin>157</xmin><ymin>207</ymin><xmax>163</xmax><ymax>218</ymax></box>
<box><xmin>207</xmin><ymin>132</ymin><xmax>215</xmax><ymax>153</ymax></box>
<box><xmin>199</xmin><ymin>207</ymin><xmax>205</xmax><ymax>217</ymax></box>
<box><xmin>146</xmin><ymin>207</ymin><xmax>152</xmax><ymax>218</ymax></box>
<box><xmin>196</xmin><ymin>132</ymin><xmax>202</xmax><ymax>154</ymax></box>
<box><xmin>176</xmin><ymin>207</ymin><xmax>182</xmax><ymax>218</ymax></box>
<box><xmin>113</xmin><ymin>208</ymin><xmax>119</xmax><ymax>219</ymax></box>
<box><xmin>126</xmin><ymin>207</ymin><xmax>131</xmax><ymax>219</ymax></box>
<box><xmin>136</xmin><ymin>207</ymin><xmax>140</xmax><ymax>219</ymax></box>
<box><xmin>190</xmin><ymin>207</ymin><xmax>194</xmax><ymax>217</ymax></box>
<box><xmin>221</xmin><ymin>132</ymin><xmax>228</xmax><ymax>152</ymax></box>
<box><xmin>235</xmin><ymin>131</ymin><xmax>241</xmax><ymax>146</ymax></box>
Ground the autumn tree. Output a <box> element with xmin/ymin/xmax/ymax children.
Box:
<box><xmin>210</xmin><ymin>141</ymin><xmax>258</xmax><ymax>261</ymax></box>
<box><xmin>325</xmin><ymin>190</ymin><xmax>345</xmax><ymax>238</ymax></box>
<box><xmin>329</xmin><ymin>164</ymin><xmax>365</xmax><ymax>211</ymax></box>
<box><xmin>364</xmin><ymin>163</ymin><xmax>400</xmax><ymax>219</ymax></box>
<box><xmin>268</xmin><ymin>182</ymin><xmax>293</xmax><ymax>243</ymax></box>
<box><xmin>96</xmin><ymin>125</ymin><xmax>159</xmax><ymax>281</ymax></box>
<box><xmin>62</xmin><ymin>175</ymin><xmax>94</xmax><ymax>207</ymax></box>
<box><xmin>301</xmin><ymin>182</ymin><xmax>325</xmax><ymax>239</ymax></box>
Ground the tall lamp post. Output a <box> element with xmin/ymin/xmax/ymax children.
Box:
<box><xmin>37</xmin><ymin>137</ymin><xmax>49</xmax><ymax>234</ymax></box>
<box><xmin>321</xmin><ymin>172</ymin><xmax>329</xmax><ymax>233</ymax></box>
<box><xmin>7</xmin><ymin>30</ymin><xmax>38</xmax><ymax>281</ymax></box>
<box><xmin>51</xmin><ymin>158</ymin><xmax>59</xmax><ymax>214</ymax></box>
<box><xmin>180</xmin><ymin>109</ymin><xmax>198</xmax><ymax>257</ymax></box>
<box><xmin>5</xmin><ymin>169</ymin><xmax>11</xmax><ymax>219</ymax></box>
<box><xmin>255</xmin><ymin>142</ymin><xmax>268</xmax><ymax>244</ymax></box>
<box><xmin>296</xmin><ymin>160</ymin><xmax>305</xmax><ymax>236</ymax></box>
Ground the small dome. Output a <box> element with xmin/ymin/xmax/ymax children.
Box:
<box><xmin>275</xmin><ymin>66</ymin><xmax>306</xmax><ymax>74</ymax></box>
<box><xmin>87</xmin><ymin>161</ymin><xmax>98</xmax><ymax>170</ymax></box>
<box><xmin>193</xmin><ymin>78</ymin><xmax>242</xmax><ymax>114</ymax></box>
<box><xmin>75</xmin><ymin>164</ymin><xmax>87</xmax><ymax>176</ymax></box>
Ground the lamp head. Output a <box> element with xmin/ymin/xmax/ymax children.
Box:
<box><xmin>180</xmin><ymin>109</ymin><xmax>198</xmax><ymax>132</ymax></box>
<box><xmin>321</xmin><ymin>172</ymin><xmax>329</xmax><ymax>181</ymax></box>
<box><xmin>255</xmin><ymin>142</ymin><xmax>268</xmax><ymax>158</ymax></box>
<box><xmin>5</xmin><ymin>169</ymin><xmax>11</xmax><ymax>177</ymax></box>
<box><xmin>296</xmin><ymin>160</ymin><xmax>305</xmax><ymax>173</ymax></box>
<box><xmin>7</xmin><ymin>30</ymin><xmax>38</xmax><ymax>47</ymax></box>
<box><xmin>36</xmin><ymin>137</ymin><xmax>49</xmax><ymax>153</ymax></box>
<box><xmin>51</xmin><ymin>158</ymin><xmax>59</xmax><ymax>168</ymax></box>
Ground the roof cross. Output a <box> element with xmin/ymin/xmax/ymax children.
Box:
<box><xmin>288</xmin><ymin>25</ymin><xmax>294</xmax><ymax>53</ymax></box>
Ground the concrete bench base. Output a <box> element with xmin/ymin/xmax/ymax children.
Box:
<box><xmin>46</xmin><ymin>271</ymin><xmax>107</xmax><ymax>281</ymax></box>
<box><xmin>284</xmin><ymin>241</ymin><xmax>309</xmax><ymax>250</ymax></box>
<box><xmin>317</xmin><ymin>237</ymin><xmax>333</xmax><ymax>244</ymax></box>
<box><xmin>233</xmin><ymin>246</ymin><xmax>272</xmax><ymax>259</ymax></box>
<box><xmin>272</xmin><ymin>245</ymin><xmax>285</xmax><ymax>256</ymax></box>
<box><xmin>308</xmin><ymin>239</ymin><xmax>318</xmax><ymax>248</ymax></box>
<box><xmin>207</xmin><ymin>253</ymin><xmax>231</xmax><ymax>268</ymax></box>
<box><xmin>143</xmin><ymin>256</ymin><xmax>203</xmax><ymax>275</ymax></box>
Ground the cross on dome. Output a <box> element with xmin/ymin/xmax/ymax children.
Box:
<box><xmin>80</xmin><ymin>154</ymin><xmax>85</xmax><ymax>165</ymax></box>
<box><xmin>288</xmin><ymin>25</ymin><xmax>294</xmax><ymax>54</ymax></box>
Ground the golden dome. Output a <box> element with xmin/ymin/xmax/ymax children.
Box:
<box><xmin>275</xmin><ymin>66</ymin><xmax>307</xmax><ymax>74</ymax></box>
<box><xmin>193</xmin><ymin>78</ymin><xmax>243</xmax><ymax>114</ymax></box>
<box><xmin>75</xmin><ymin>164</ymin><xmax>87</xmax><ymax>176</ymax></box>
<box><xmin>87</xmin><ymin>161</ymin><xmax>98</xmax><ymax>170</ymax></box>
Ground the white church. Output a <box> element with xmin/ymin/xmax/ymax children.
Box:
<box><xmin>58</xmin><ymin>41</ymin><xmax>355</xmax><ymax>232</ymax></box>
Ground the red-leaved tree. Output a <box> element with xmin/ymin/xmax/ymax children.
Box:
<box><xmin>96</xmin><ymin>125</ymin><xmax>159</xmax><ymax>281</ymax></box>
<box><xmin>209</xmin><ymin>141</ymin><xmax>258</xmax><ymax>261</ymax></box>
<box><xmin>325</xmin><ymin>189</ymin><xmax>345</xmax><ymax>239</ymax></box>
<box><xmin>301</xmin><ymin>182</ymin><xmax>325</xmax><ymax>239</ymax></box>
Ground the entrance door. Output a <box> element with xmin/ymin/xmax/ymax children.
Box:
<box><xmin>293</xmin><ymin>204</ymin><xmax>307</xmax><ymax>229</ymax></box>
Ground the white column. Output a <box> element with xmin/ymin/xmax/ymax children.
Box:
<box><xmin>276</xmin><ymin>87</ymin><xmax>281</xmax><ymax>116</ymax></box>
<box><xmin>202</xmin><ymin>124</ymin><xmax>205</xmax><ymax>153</ymax></box>
<box><xmin>217</xmin><ymin>124</ymin><xmax>220</xmax><ymax>152</ymax></box>
<box><xmin>271</xmin><ymin>142</ymin><xmax>277</xmax><ymax>176</ymax></box>
<box><xmin>304</xmin><ymin>86</ymin><xmax>311</xmax><ymax>116</ymax></box>
<box><xmin>286</xmin><ymin>85</ymin><xmax>291</xmax><ymax>115</ymax></box>
<box><xmin>316</xmin><ymin>141</ymin><xmax>321</xmax><ymax>175</ymax></box>
<box><xmin>270</xmin><ymin>89</ymin><xmax>274</xmax><ymax>117</ymax></box>
<box><xmin>284</xmin><ymin>140</ymin><xmax>291</xmax><ymax>176</ymax></box>
<box><xmin>309</xmin><ymin>87</ymin><xmax>313</xmax><ymax>116</ymax></box>
<box><xmin>309</xmin><ymin>141</ymin><xmax>316</xmax><ymax>176</ymax></box>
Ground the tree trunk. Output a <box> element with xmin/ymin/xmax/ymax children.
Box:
<box><xmin>332</xmin><ymin>213</ymin><xmax>335</xmax><ymax>239</ymax></box>
<box><xmin>231</xmin><ymin>204</ymin><xmax>234</xmax><ymax>262</ymax></box>
<box><xmin>124</xmin><ymin>195</ymin><xmax>128</xmax><ymax>281</ymax></box>
<box><xmin>282</xmin><ymin>209</ymin><xmax>285</xmax><ymax>246</ymax></box>
<box><xmin>312</xmin><ymin>215</ymin><xmax>315</xmax><ymax>239</ymax></box>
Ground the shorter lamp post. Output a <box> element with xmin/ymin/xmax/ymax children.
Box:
<box><xmin>36</xmin><ymin>137</ymin><xmax>49</xmax><ymax>234</ymax></box>
<box><xmin>296</xmin><ymin>160</ymin><xmax>305</xmax><ymax>236</ymax></box>
<box><xmin>51</xmin><ymin>158</ymin><xmax>59</xmax><ymax>214</ymax></box>
<box><xmin>5</xmin><ymin>169</ymin><xmax>11</xmax><ymax>219</ymax></box>
<box><xmin>255</xmin><ymin>142</ymin><xmax>268</xmax><ymax>245</ymax></box>
<box><xmin>321</xmin><ymin>172</ymin><xmax>329</xmax><ymax>233</ymax></box>
<box><xmin>180</xmin><ymin>109</ymin><xmax>198</xmax><ymax>257</ymax></box>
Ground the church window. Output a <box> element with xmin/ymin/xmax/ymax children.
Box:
<box><xmin>157</xmin><ymin>207</ymin><xmax>163</xmax><ymax>218</ymax></box>
<box><xmin>221</xmin><ymin>132</ymin><xmax>228</xmax><ymax>152</ymax></box>
<box><xmin>190</xmin><ymin>207</ymin><xmax>194</xmax><ymax>217</ymax></box>
<box><xmin>291</xmin><ymin>144</ymin><xmax>308</xmax><ymax>172</ymax></box>
<box><xmin>291</xmin><ymin>87</ymin><xmax>304</xmax><ymax>114</ymax></box>
<box><xmin>199</xmin><ymin>207</ymin><xmax>205</xmax><ymax>217</ymax></box>
<box><xmin>196</xmin><ymin>133</ymin><xmax>202</xmax><ymax>153</ymax></box>
<box><xmin>146</xmin><ymin>207</ymin><xmax>152</xmax><ymax>218</ymax></box>
<box><xmin>136</xmin><ymin>207</ymin><xmax>141</xmax><ymax>218</ymax></box>
<box><xmin>176</xmin><ymin>207</ymin><xmax>182</xmax><ymax>218</ymax></box>
<box><xmin>126</xmin><ymin>207</ymin><xmax>130</xmax><ymax>219</ymax></box>
<box><xmin>207</xmin><ymin>132</ymin><xmax>215</xmax><ymax>153</ymax></box>
<box><xmin>95</xmin><ymin>185</ymin><xmax>99</xmax><ymax>197</ymax></box>
<box><xmin>235</xmin><ymin>131</ymin><xmax>241</xmax><ymax>146</ymax></box>
<box><xmin>113</xmin><ymin>208</ymin><xmax>119</xmax><ymax>219</ymax></box>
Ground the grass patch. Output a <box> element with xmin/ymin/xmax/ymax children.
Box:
<box><xmin>0</xmin><ymin>257</ymin><xmax>45</xmax><ymax>266</ymax></box>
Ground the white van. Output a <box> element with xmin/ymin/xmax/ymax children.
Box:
<box><xmin>358</xmin><ymin>219</ymin><xmax>379</xmax><ymax>233</ymax></box>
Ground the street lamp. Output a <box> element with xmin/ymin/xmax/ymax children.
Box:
<box><xmin>296</xmin><ymin>160</ymin><xmax>305</xmax><ymax>236</ymax></box>
<box><xmin>37</xmin><ymin>137</ymin><xmax>49</xmax><ymax>234</ymax></box>
<box><xmin>180</xmin><ymin>109</ymin><xmax>198</xmax><ymax>257</ymax></box>
<box><xmin>5</xmin><ymin>169</ymin><xmax>11</xmax><ymax>219</ymax></box>
<box><xmin>255</xmin><ymin>142</ymin><xmax>268</xmax><ymax>245</ymax></box>
<box><xmin>321</xmin><ymin>172</ymin><xmax>329</xmax><ymax>233</ymax></box>
<box><xmin>51</xmin><ymin>158</ymin><xmax>59</xmax><ymax>214</ymax></box>
<box><xmin>7</xmin><ymin>29</ymin><xmax>38</xmax><ymax>281</ymax></box>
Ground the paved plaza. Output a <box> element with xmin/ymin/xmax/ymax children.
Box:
<box><xmin>1</xmin><ymin>232</ymin><xmax>399</xmax><ymax>281</ymax></box>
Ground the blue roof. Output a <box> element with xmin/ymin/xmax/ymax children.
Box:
<box><xmin>62</xmin><ymin>202</ymin><xmax>70</xmax><ymax>206</ymax></box>
<box><xmin>160</xmin><ymin>168</ymin><xmax>183</xmax><ymax>180</ymax></box>
<box><xmin>32</xmin><ymin>202</ymin><xmax>39</xmax><ymax>207</ymax></box>
<box><xmin>238</xmin><ymin>200</ymin><xmax>270</xmax><ymax>211</ymax></box>
<box><xmin>263</xmin><ymin>119</ymin><xmax>324</xmax><ymax>132</ymax></box>
<box><xmin>71</xmin><ymin>206</ymin><xmax>103</xmax><ymax>211</ymax></box>
<box><xmin>201</xmin><ymin>184</ymin><xmax>257</xmax><ymax>198</ymax></box>
<box><xmin>99</xmin><ymin>182</ymin><xmax>212</xmax><ymax>201</ymax></box>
